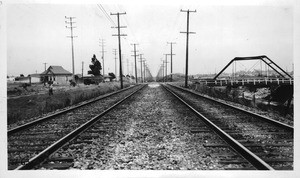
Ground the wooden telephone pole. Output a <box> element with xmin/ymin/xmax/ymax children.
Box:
<box><xmin>65</xmin><ymin>16</ymin><xmax>77</xmax><ymax>80</ymax></box>
<box><xmin>111</xmin><ymin>12</ymin><xmax>127</xmax><ymax>89</ymax></box>
<box><xmin>167</xmin><ymin>42</ymin><xmax>176</xmax><ymax>82</ymax></box>
<box><xmin>131</xmin><ymin>43</ymin><xmax>139</xmax><ymax>83</ymax></box>
<box><xmin>180</xmin><ymin>9</ymin><xmax>196</xmax><ymax>88</ymax></box>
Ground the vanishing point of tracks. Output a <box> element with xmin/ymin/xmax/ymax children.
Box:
<box><xmin>7</xmin><ymin>84</ymin><xmax>146</xmax><ymax>170</ymax></box>
<box><xmin>163</xmin><ymin>84</ymin><xmax>293</xmax><ymax>170</ymax></box>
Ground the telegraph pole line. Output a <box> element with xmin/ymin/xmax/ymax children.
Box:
<box><xmin>143</xmin><ymin>60</ymin><xmax>146</xmax><ymax>83</ymax></box>
<box><xmin>81</xmin><ymin>61</ymin><xmax>84</xmax><ymax>78</ymax></box>
<box><xmin>99</xmin><ymin>39</ymin><xmax>106</xmax><ymax>76</ymax></box>
<box><xmin>126</xmin><ymin>58</ymin><xmax>129</xmax><ymax>75</ymax></box>
<box><xmin>167</xmin><ymin>42</ymin><xmax>176</xmax><ymax>82</ymax></box>
<box><xmin>139</xmin><ymin>54</ymin><xmax>145</xmax><ymax>83</ymax></box>
<box><xmin>43</xmin><ymin>63</ymin><xmax>47</xmax><ymax>71</ymax></box>
<box><xmin>164</xmin><ymin>54</ymin><xmax>169</xmax><ymax>82</ymax></box>
<box><xmin>131</xmin><ymin>43</ymin><xmax>139</xmax><ymax>83</ymax></box>
<box><xmin>180</xmin><ymin>9</ymin><xmax>196</xmax><ymax>88</ymax></box>
<box><xmin>145</xmin><ymin>64</ymin><xmax>148</xmax><ymax>82</ymax></box>
<box><xmin>161</xmin><ymin>61</ymin><xmax>165</xmax><ymax>82</ymax></box>
<box><xmin>113</xmin><ymin>49</ymin><xmax>117</xmax><ymax>77</ymax></box>
<box><xmin>111</xmin><ymin>12</ymin><xmax>127</xmax><ymax>89</ymax></box>
<box><xmin>65</xmin><ymin>16</ymin><xmax>77</xmax><ymax>80</ymax></box>
<box><xmin>161</xmin><ymin>65</ymin><xmax>164</xmax><ymax>82</ymax></box>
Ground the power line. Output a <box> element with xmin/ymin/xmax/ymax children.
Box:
<box><xmin>97</xmin><ymin>4</ymin><xmax>116</xmax><ymax>26</ymax></box>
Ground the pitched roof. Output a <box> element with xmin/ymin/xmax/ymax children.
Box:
<box><xmin>41</xmin><ymin>66</ymin><xmax>72</xmax><ymax>75</ymax></box>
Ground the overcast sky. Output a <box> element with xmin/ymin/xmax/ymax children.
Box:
<box><xmin>4</xmin><ymin>0</ymin><xmax>295</xmax><ymax>78</ymax></box>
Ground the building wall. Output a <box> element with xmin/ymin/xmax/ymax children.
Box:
<box><xmin>15</xmin><ymin>77</ymin><xmax>41</xmax><ymax>83</ymax></box>
<box><xmin>51</xmin><ymin>75</ymin><xmax>72</xmax><ymax>84</ymax></box>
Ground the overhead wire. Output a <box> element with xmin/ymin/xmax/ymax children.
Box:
<box><xmin>96</xmin><ymin>4</ymin><xmax>116</xmax><ymax>26</ymax></box>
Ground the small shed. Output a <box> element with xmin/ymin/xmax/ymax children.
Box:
<box><xmin>28</xmin><ymin>73</ymin><xmax>42</xmax><ymax>83</ymax></box>
<box><xmin>41</xmin><ymin>66</ymin><xmax>72</xmax><ymax>84</ymax></box>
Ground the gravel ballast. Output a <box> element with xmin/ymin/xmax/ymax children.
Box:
<box><xmin>49</xmin><ymin>83</ymin><xmax>246</xmax><ymax>170</ymax></box>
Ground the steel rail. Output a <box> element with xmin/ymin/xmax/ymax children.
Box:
<box><xmin>162</xmin><ymin>84</ymin><xmax>274</xmax><ymax>170</ymax></box>
<box><xmin>15</xmin><ymin>84</ymin><xmax>147</xmax><ymax>170</ymax></box>
<box><xmin>8</xmin><ymin>85</ymin><xmax>140</xmax><ymax>135</ymax></box>
<box><xmin>168</xmin><ymin>84</ymin><xmax>293</xmax><ymax>131</ymax></box>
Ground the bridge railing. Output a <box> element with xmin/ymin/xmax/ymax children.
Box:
<box><xmin>193</xmin><ymin>78</ymin><xmax>293</xmax><ymax>87</ymax></box>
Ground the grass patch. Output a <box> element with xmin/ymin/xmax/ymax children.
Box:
<box><xmin>7</xmin><ymin>82</ymin><xmax>131</xmax><ymax>125</ymax></box>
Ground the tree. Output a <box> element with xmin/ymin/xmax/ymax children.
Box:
<box><xmin>88</xmin><ymin>54</ymin><xmax>102</xmax><ymax>76</ymax></box>
<box><xmin>108</xmin><ymin>72</ymin><xmax>116</xmax><ymax>81</ymax></box>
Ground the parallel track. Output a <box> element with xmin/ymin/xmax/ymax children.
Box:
<box><xmin>8</xmin><ymin>85</ymin><xmax>139</xmax><ymax>135</ymax></box>
<box><xmin>163</xmin><ymin>84</ymin><xmax>293</xmax><ymax>170</ymax></box>
<box><xmin>8</xmin><ymin>84</ymin><xmax>146</xmax><ymax>170</ymax></box>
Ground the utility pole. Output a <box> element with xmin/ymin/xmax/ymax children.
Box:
<box><xmin>111</xmin><ymin>12</ymin><xmax>127</xmax><ymax>89</ymax></box>
<box><xmin>167</xmin><ymin>42</ymin><xmax>176</xmax><ymax>82</ymax></box>
<box><xmin>43</xmin><ymin>63</ymin><xmax>47</xmax><ymax>71</ymax></box>
<box><xmin>143</xmin><ymin>60</ymin><xmax>146</xmax><ymax>83</ymax></box>
<box><xmin>81</xmin><ymin>61</ymin><xmax>84</xmax><ymax>78</ymax></box>
<box><xmin>180</xmin><ymin>9</ymin><xmax>196</xmax><ymax>88</ymax></box>
<box><xmin>139</xmin><ymin>54</ymin><xmax>145</xmax><ymax>83</ymax></box>
<box><xmin>131</xmin><ymin>63</ymin><xmax>134</xmax><ymax>77</ymax></box>
<box><xmin>126</xmin><ymin>58</ymin><xmax>129</xmax><ymax>75</ymax></box>
<box><xmin>161</xmin><ymin>65</ymin><xmax>164</xmax><ymax>82</ymax></box>
<box><xmin>161</xmin><ymin>62</ymin><xmax>165</xmax><ymax>82</ymax></box>
<box><xmin>99</xmin><ymin>39</ymin><xmax>106</xmax><ymax>76</ymax></box>
<box><xmin>65</xmin><ymin>16</ymin><xmax>77</xmax><ymax>80</ymax></box>
<box><xmin>164</xmin><ymin>54</ymin><xmax>169</xmax><ymax>82</ymax></box>
<box><xmin>145</xmin><ymin>65</ymin><xmax>148</xmax><ymax>82</ymax></box>
<box><xmin>131</xmin><ymin>43</ymin><xmax>139</xmax><ymax>83</ymax></box>
<box><xmin>113</xmin><ymin>49</ymin><xmax>117</xmax><ymax>77</ymax></box>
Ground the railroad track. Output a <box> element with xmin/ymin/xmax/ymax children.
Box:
<box><xmin>7</xmin><ymin>84</ymin><xmax>146</xmax><ymax>170</ymax></box>
<box><xmin>36</xmin><ymin>83</ymin><xmax>256</xmax><ymax>170</ymax></box>
<box><xmin>162</xmin><ymin>84</ymin><xmax>293</xmax><ymax>170</ymax></box>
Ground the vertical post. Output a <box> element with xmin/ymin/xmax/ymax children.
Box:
<box><xmin>164</xmin><ymin>54</ymin><xmax>168</xmax><ymax>82</ymax></box>
<box><xmin>131</xmin><ymin>44</ymin><xmax>139</xmax><ymax>83</ymax></box>
<box><xmin>43</xmin><ymin>63</ymin><xmax>47</xmax><ymax>71</ymax></box>
<box><xmin>167</xmin><ymin>42</ymin><xmax>176</xmax><ymax>82</ymax></box>
<box><xmin>132</xmin><ymin>44</ymin><xmax>138</xmax><ymax>83</ymax></box>
<box><xmin>117</xmin><ymin>14</ymin><xmax>123</xmax><ymax>88</ymax></box>
<box><xmin>185</xmin><ymin>11</ymin><xmax>189</xmax><ymax>87</ymax></box>
<box><xmin>162</xmin><ymin>63</ymin><xmax>164</xmax><ymax>82</ymax></box>
<box><xmin>111</xmin><ymin>12</ymin><xmax>127</xmax><ymax>89</ymax></box>
<box><xmin>180</xmin><ymin>9</ymin><xmax>196</xmax><ymax>88</ymax></box>
<box><xmin>113</xmin><ymin>49</ymin><xmax>117</xmax><ymax>77</ymax></box>
<box><xmin>70</xmin><ymin>19</ymin><xmax>75</xmax><ymax>76</ymax></box>
<box><xmin>65</xmin><ymin>16</ymin><xmax>77</xmax><ymax>81</ymax></box>
<box><xmin>126</xmin><ymin>58</ymin><xmax>129</xmax><ymax>75</ymax></box>
<box><xmin>99</xmin><ymin>39</ymin><xmax>106</xmax><ymax>76</ymax></box>
<box><xmin>81</xmin><ymin>61</ymin><xmax>84</xmax><ymax>79</ymax></box>
<box><xmin>139</xmin><ymin>54</ymin><xmax>144</xmax><ymax>83</ymax></box>
<box><xmin>143</xmin><ymin>60</ymin><xmax>146</xmax><ymax>83</ymax></box>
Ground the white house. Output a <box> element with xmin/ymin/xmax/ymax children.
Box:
<box><xmin>41</xmin><ymin>66</ymin><xmax>72</xmax><ymax>84</ymax></box>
